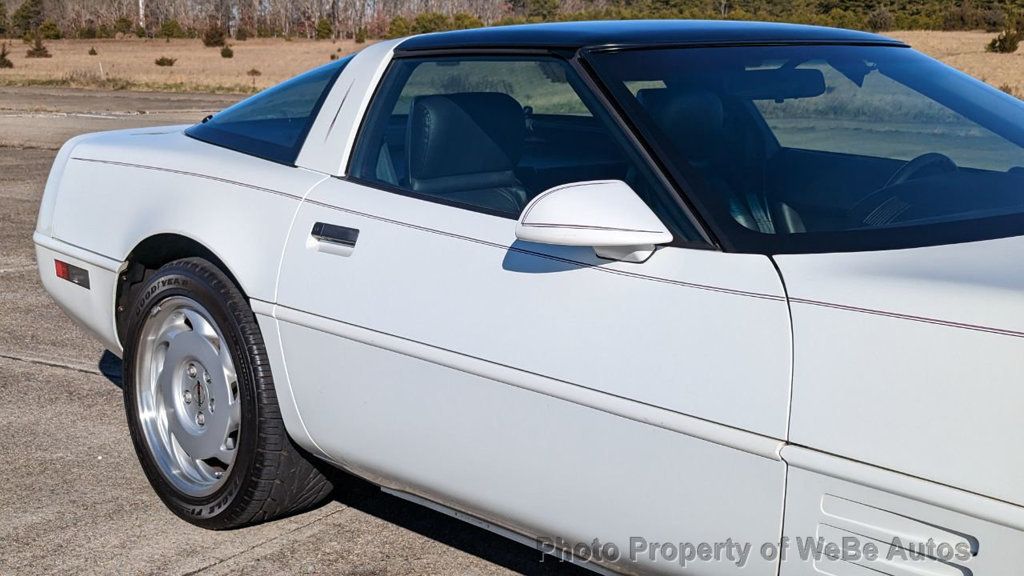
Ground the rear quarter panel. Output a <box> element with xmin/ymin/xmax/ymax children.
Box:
<box><xmin>48</xmin><ymin>128</ymin><xmax>326</xmax><ymax>304</ymax></box>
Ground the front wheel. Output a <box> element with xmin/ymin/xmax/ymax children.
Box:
<box><xmin>122</xmin><ymin>257</ymin><xmax>333</xmax><ymax>529</ymax></box>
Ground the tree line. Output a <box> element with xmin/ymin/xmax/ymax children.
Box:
<box><xmin>0</xmin><ymin>0</ymin><xmax>1021</xmax><ymax>42</ymax></box>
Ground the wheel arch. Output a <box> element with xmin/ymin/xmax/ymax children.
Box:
<box><xmin>115</xmin><ymin>233</ymin><xmax>248</xmax><ymax>347</ymax></box>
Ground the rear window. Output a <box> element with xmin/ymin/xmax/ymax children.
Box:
<box><xmin>186</xmin><ymin>57</ymin><xmax>350</xmax><ymax>165</ymax></box>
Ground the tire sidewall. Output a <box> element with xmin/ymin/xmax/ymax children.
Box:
<box><xmin>122</xmin><ymin>260</ymin><xmax>259</xmax><ymax>527</ymax></box>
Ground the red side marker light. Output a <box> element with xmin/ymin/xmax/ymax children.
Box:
<box><xmin>54</xmin><ymin>259</ymin><xmax>70</xmax><ymax>280</ymax></box>
<box><xmin>54</xmin><ymin>259</ymin><xmax>91</xmax><ymax>289</ymax></box>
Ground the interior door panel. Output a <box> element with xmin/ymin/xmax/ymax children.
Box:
<box><xmin>374</xmin><ymin>113</ymin><xmax>629</xmax><ymax>206</ymax></box>
<box><xmin>518</xmin><ymin>115</ymin><xmax>626</xmax><ymax>193</ymax></box>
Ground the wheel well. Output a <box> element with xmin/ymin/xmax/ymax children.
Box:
<box><xmin>115</xmin><ymin>234</ymin><xmax>245</xmax><ymax>344</ymax></box>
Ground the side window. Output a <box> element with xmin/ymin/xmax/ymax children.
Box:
<box><xmin>186</xmin><ymin>56</ymin><xmax>350</xmax><ymax>165</ymax></box>
<box><xmin>391</xmin><ymin>60</ymin><xmax>591</xmax><ymax>117</ymax></box>
<box><xmin>349</xmin><ymin>56</ymin><xmax>701</xmax><ymax>242</ymax></box>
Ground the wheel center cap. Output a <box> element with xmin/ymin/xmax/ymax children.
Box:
<box><xmin>180</xmin><ymin>361</ymin><xmax>214</xmax><ymax>425</ymax></box>
<box><xmin>194</xmin><ymin>381</ymin><xmax>206</xmax><ymax>407</ymax></box>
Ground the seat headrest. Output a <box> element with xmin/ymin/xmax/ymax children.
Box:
<box><xmin>635</xmin><ymin>88</ymin><xmax>724</xmax><ymax>161</ymax></box>
<box><xmin>407</xmin><ymin>92</ymin><xmax>525</xmax><ymax>185</ymax></box>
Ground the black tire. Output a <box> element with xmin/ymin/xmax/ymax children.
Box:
<box><xmin>122</xmin><ymin>257</ymin><xmax>333</xmax><ymax>529</ymax></box>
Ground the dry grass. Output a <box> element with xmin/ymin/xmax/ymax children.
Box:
<box><xmin>0</xmin><ymin>37</ymin><xmax>369</xmax><ymax>93</ymax></box>
<box><xmin>0</xmin><ymin>32</ymin><xmax>1019</xmax><ymax>96</ymax></box>
<box><xmin>890</xmin><ymin>30</ymin><xmax>1024</xmax><ymax>97</ymax></box>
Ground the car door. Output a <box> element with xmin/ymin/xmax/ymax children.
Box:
<box><xmin>275</xmin><ymin>53</ymin><xmax>792</xmax><ymax>574</ymax></box>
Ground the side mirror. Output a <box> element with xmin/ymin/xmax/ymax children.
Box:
<box><xmin>515</xmin><ymin>180</ymin><xmax>673</xmax><ymax>262</ymax></box>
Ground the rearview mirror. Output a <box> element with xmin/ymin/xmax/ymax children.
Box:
<box><xmin>515</xmin><ymin>180</ymin><xmax>672</xmax><ymax>263</ymax></box>
<box><xmin>725</xmin><ymin>68</ymin><xmax>826</xmax><ymax>100</ymax></box>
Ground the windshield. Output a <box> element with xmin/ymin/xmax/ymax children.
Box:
<box><xmin>587</xmin><ymin>45</ymin><xmax>1024</xmax><ymax>253</ymax></box>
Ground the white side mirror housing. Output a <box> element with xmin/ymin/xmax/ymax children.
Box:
<box><xmin>515</xmin><ymin>180</ymin><xmax>673</xmax><ymax>262</ymax></box>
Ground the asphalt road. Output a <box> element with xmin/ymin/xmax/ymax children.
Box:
<box><xmin>0</xmin><ymin>87</ymin><xmax>588</xmax><ymax>576</ymax></box>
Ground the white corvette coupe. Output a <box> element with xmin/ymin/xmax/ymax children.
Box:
<box><xmin>34</xmin><ymin>20</ymin><xmax>1024</xmax><ymax>575</ymax></box>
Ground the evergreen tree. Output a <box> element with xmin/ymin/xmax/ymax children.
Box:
<box><xmin>527</xmin><ymin>0</ymin><xmax>560</xmax><ymax>19</ymax></box>
<box><xmin>314</xmin><ymin>17</ymin><xmax>332</xmax><ymax>39</ymax></box>
<box><xmin>387</xmin><ymin>15</ymin><xmax>410</xmax><ymax>38</ymax></box>
<box><xmin>12</xmin><ymin>0</ymin><xmax>43</xmax><ymax>35</ymax></box>
<box><xmin>0</xmin><ymin>1</ymin><xmax>8</xmax><ymax>38</ymax></box>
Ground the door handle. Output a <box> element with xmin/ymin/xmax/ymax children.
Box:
<box><xmin>309</xmin><ymin>222</ymin><xmax>359</xmax><ymax>256</ymax></box>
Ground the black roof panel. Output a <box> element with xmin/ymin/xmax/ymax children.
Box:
<box><xmin>395</xmin><ymin>20</ymin><xmax>904</xmax><ymax>52</ymax></box>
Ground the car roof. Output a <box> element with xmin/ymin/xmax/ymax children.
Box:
<box><xmin>395</xmin><ymin>20</ymin><xmax>906</xmax><ymax>53</ymax></box>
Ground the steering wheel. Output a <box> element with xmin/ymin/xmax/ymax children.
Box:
<box><xmin>883</xmin><ymin>152</ymin><xmax>958</xmax><ymax>188</ymax></box>
<box><xmin>850</xmin><ymin>153</ymin><xmax>958</xmax><ymax>227</ymax></box>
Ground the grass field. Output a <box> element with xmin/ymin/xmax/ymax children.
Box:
<box><xmin>0</xmin><ymin>37</ymin><xmax>368</xmax><ymax>93</ymax></box>
<box><xmin>0</xmin><ymin>30</ymin><xmax>1020</xmax><ymax>95</ymax></box>
<box><xmin>890</xmin><ymin>30</ymin><xmax>1024</xmax><ymax>96</ymax></box>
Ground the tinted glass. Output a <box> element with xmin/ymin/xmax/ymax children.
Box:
<box><xmin>391</xmin><ymin>60</ymin><xmax>591</xmax><ymax>116</ymax></box>
<box><xmin>589</xmin><ymin>45</ymin><xmax>1024</xmax><ymax>254</ymax></box>
<box><xmin>186</xmin><ymin>57</ymin><xmax>350</xmax><ymax>165</ymax></box>
<box><xmin>349</xmin><ymin>56</ymin><xmax>701</xmax><ymax>243</ymax></box>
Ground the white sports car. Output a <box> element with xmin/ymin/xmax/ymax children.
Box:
<box><xmin>34</xmin><ymin>20</ymin><xmax>1024</xmax><ymax>575</ymax></box>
